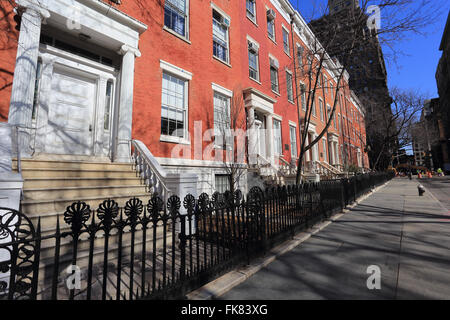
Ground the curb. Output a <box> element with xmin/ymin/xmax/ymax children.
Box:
<box><xmin>186</xmin><ymin>180</ymin><xmax>391</xmax><ymax>300</ymax></box>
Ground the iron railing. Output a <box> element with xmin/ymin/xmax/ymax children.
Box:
<box><xmin>0</xmin><ymin>172</ymin><xmax>393</xmax><ymax>300</ymax></box>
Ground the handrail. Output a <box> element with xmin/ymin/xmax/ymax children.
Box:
<box><xmin>131</xmin><ymin>140</ymin><xmax>170</xmax><ymax>202</ymax></box>
<box><xmin>320</xmin><ymin>161</ymin><xmax>341</xmax><ymax>175</ymax></box>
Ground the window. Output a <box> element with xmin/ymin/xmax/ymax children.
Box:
<box><xmin>161</xmin><ymin>72</ymin><xmax>187</xmax><ymax>138</ymax></box>
<box><xmin>290</xmin><ymin>125</ymin><xmax>297</xmax><ymax>158</ymax></box>
<box><xmin>248</xmin><ymin>40</ymin><xmax>259</xmax><ymax>81</ymax></box>
<box><xmin>269</xmin><ymin>57</ymin><xmax>279</xmax><ymax>93</ymax></box>
<box><xmin>330</xmin><ymin>82</ymin><xmax>334</xmax><ymax>101</ymax></box>
<box><xmin>164</xmin><ymin>0</ymin><xmax>188</xmax><ymax>38</ymax></box>
<box><xmin>323</xmin><ymin>75</ymin><xmax>328</xmax><ymax>94</ymax></box>
<box><xmin>300</xmin><ymin>83</ymin><xmax>306</xmax><ymax>111</ymax></box>
<box><xmin>286</xmin><ymin>71</ymin><xmax>293</xmax><ymax>102</ymax></box>
<box><xmin>338</xmin><ymin>114</ymin><xmax>341</xmax><ymax>132</ymax></box>
<box><xmin>311</xmin><ymin>100</ymin><xmax>316</xmax><ymax>117</ymax></box>
<box><xmin>273</xmin><ymin>119</ymin><xmax>282</xmax><ymax>155</ymax></box>
<box><xmin>246</xmin><ymin>0</ymin><xmax>256</xmax><ymax>22</ymax></box>
<box><xmin>282</xmin><ymin>27</ymin><xmax>289</xmax><ymax>54</ymax></box>
<box><xmin>215</xmin><ymin>174</ymin><xmax>231</xmax><ymax>193</ymax></box>
<box><xmin>213</xmin><ymin>91</ymin><xmax>231</xmax><ymax>149</ymax></box>
<box><xmin>319</xmin><ymin>99</ymin><xmax>324</xmax><ymax>122</ymax></box>
<box><xmin>297</xmin><ymin>45</ymin><xmax>303</xmax><ymax>73</ymax></box>
<box><xmin>212</xmin><ymin>9</ymin><xmax>230</xmax><ymax>63</ymax></box>
<box><xmin>267</xmin><ymin>9</ymin><xmax>276</xmax><ymax>40</ymax></box>
<box><xmin>104</xmin><ymin>80</ymin><xmax>114</xmax><ymax>131</ymax></box>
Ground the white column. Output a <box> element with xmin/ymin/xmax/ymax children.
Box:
<box><xmin>330</xmin><ymin>141</ymin><xmax>335</xmax><ymax>165</ymax></box>
<box><xmin>8</xmin><ymin>5</ymin><xmax>50</xmax><ymax>157</ymax></box>
<box><xmin>305</xmin><ymin>133</ymin><xmax>310</xmax><ymax>162</ymax></box>
<box><xmin>312</xmin><ymin>134</ymin><xmax>319</xmax><ymax>162</ymax></box>
<box><xmin>34</xmin><ymin>55</ymin><xmax>54</xmax><ymax>154</ymax></box>
<box><xmin>335</xmin><ymin>141</ymin><xmax>340</xmax><ymax>166</ymax></box>
<box><xmin>115</xmin><ymin>44</ymin><xmax>141</xmax><ymax>162</ymax></box>
<box><xmin>247</xmin><ymin>107</ymin><xmax>257</xmax><ymax>165</ymax></box>
<box><xmin>94</xmin><ymin>77</ymin><xmax>108</xmax><ymax>156</ymax></box>
<box><xmin>266</xmin><ymin>114</ymin><xmax>273</xmax><ymax>165</ymax></box>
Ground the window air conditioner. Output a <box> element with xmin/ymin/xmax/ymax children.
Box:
<box><xmin>222</xmin><ymin>17</ymin><xmax>230</xmax><ymax>27</ymax></box>
<box><xmin>248</xmin><ymin>42</ymin><xmax>258</xmax><ymax>53</ymax></box>
<box><xmin>267</xmin><ymin>9</ymin><xmax>276</xmax><ymax>20</ymax></box>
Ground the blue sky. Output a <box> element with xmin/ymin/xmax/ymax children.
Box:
<box><xmin>292</xmin><ymin>0</ymin><xmax>450</xmax><ymax>98</ymax></box>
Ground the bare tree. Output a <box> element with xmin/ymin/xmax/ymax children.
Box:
<box><xmin>369</xmin><ymin>86</ymin><xmax>424</xmax><ymax>169</ymax></box>
<box><xmin>285</xmin><ymin>0</ymin><xmax>444</xmax><ymax>183</ymax></box>
<box><xmin>212</xmin><ymin>87</ymin><xmax>248</xmax><ymax>194</ymax></box>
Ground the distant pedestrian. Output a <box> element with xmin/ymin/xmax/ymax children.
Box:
<box><xmin>437</xmin><ymin>168</ymin><xmax>444</xmax><ymax>177</ymax></box>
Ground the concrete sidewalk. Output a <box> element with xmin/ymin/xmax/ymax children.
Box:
<box><xmin>188</xmin><ymin>178</ymin><xmax>450</xmax><ymax>300</ymax></box>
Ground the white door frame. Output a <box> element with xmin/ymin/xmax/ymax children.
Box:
<box><xmin>34</xmin><ymin>45</ymin><xmax>118</xmax><ymax>159</ymax></box>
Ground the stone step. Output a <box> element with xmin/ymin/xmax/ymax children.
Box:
<box><xmin>21</xmin><ymin>168</ymin><xmax>139</xmax><ymax>179</ymax></box>
<box><xmin>23</xmin><ymin>185</ymin><xmax>148</xmax><ymax>201</ymax></box>
<box><xmin>13</xmin><ymin>159</ymin><xmax>135</xmax><ymax>171</ymax></box>
<box><xmin>21</xmin><ymin>194</ymin><xmax>152</xmax><ymax>216</ymax></box>
<box><xmin>24</xmin><ymin>177</ymin><xmax>143</xmax><ymax>189</ymax></box>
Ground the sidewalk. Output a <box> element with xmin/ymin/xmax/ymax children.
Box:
<box><xmin>188</xmin><ymin>178</ymin><xmax>450</xmax><ymax>300</ymax></box>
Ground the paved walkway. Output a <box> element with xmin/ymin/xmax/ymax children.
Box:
<box><xmin>219</xmin><ymin>178</ymin><xmax>450</xmax><ymax>299</ymax></box>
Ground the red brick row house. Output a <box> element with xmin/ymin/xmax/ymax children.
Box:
<box><xmin>0</xmin><ymin>0</ymin><xmax>370</xmax><ymax>220</ymax></box>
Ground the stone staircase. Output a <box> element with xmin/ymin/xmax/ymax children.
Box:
<box><xmin>11</xmin><ymin>158</ymin><xmax>168</xmax><ymax>295</ymax></box>
<box><xmin>14</xmin><ymin>159</ymin><xmax>151</xmax><ymax>234</ymax></box>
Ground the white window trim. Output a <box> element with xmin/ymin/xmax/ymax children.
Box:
<box><xmin>213</xmin><ymin>90</ymin><xmax>232</xmax><ymax>150</ymax></box>
<box><xmin>163</xmin><ymin>0</ymin><xmax>190</xmax><ymax>41</ymax></box>
<box><xmin>212</xmin><ymin>82</ymin><xmax>233</xmax><ymax>97</ymax></box>
<box><xmin>211</xmin><ymin>2</ymin><xmax>231</xmax><ymax>21</ymax></box>
<box><xmin>211</xmin><ymin>3</ymin><xmax>231</xmax><ymax>64</ymax></box>
<box><xmin>246</xmin><ymin>0</ymin><xmax>257</xmax><ymax>23</ymax></box>
<box><xmin>160</xmin><ymin>67</ymin><xmax>191</xmax><ymax>144</ymax></box>
<box><xmin>318</xmin><ymin>97</ymin><xmax>324</xmax><ymax>122</ymax></box>
<box><xmin>160</xmin><ymin>60</ymin><xmax>193</xmax><ymax>80</ymax></box>
<box><xmin>282</xmin><ymin>24</ymin><xmax>290</xmax><ymax>55</ymax></box>
<box><xmin>247</xmin><ymin>36</ymin><xmax>260</xmax><ymax>82</ymax></box>
<box><xmin>289</xmin><ymin>124</ymin><xmax>298</xmax><ymax>158</ymax></box>
<box><xmin>285</xmin><ymin>68</ymin><xmax>294</xmax><ymax>102</ymax></box>
<box><xmin>273</xmin><ymin>118</ymin><xmax>283</xmax><ymax>155</ymax></box>
<box><xmin>266</xmin><ymin>6</ymin><xmax>276</xmax><ymax>41</ymax></box>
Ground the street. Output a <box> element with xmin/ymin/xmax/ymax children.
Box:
<box><xmin>219</xmin><ymin>178</ymin><xmax>450</xmax><ymax>299</ymax></box>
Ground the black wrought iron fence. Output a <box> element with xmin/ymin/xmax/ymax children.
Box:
<box><xmin>0</xmin><ymin>172</ymin><xmax>393</xmax><ymax>300</ymax></box>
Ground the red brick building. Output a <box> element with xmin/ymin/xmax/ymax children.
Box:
<box><xmin>0</xmin><ymin>0</ymin><xmax>370</xmax><ymax>200</ymax></box>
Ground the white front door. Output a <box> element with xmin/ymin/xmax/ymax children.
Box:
<box><xmin>46</xmin><ymin>68</ymin><xmax>96</xmax><ymax>155</ymax></box>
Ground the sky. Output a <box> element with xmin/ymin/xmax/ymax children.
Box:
<box><xmin>291</xmin><ymin>0</ymin><xmax>450</xmax><ymax>99</ymax></box>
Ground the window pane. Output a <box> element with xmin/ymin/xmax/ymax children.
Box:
<box><xmin>161</xmin><ymin>73</ymin><xmax>186</xmax><ymax>137</ymax></box>
<box><xmin>270</xmin><ymin>67</ymin><xmax>278</xmax><ymax>92</ymax></box>
<box><xmin>164</xmin><ymin>0</ymin><xmax>187</xmax><ymax>37</ymax></box>
<box><xmin>282</xmin><ymin>29</ymin><xmax>289</xmax><ymax>52</ymax></box>
<box><xmin>215</xmin><ymin>174</ymin><xmax>231</xmax><ymax>193</ymax></box>
<box><xmin>267</xmin><ymin>19</ymin><xmax>275</xmax><ymax>39</ymax></box>
<box><xmin>290</xmin><ymin>126</ymin><xmax>297</xmax><ymax>158</ymax></box>
<box><xmin>246</xmin><ymin>0</ymin><xmax>255</xmax><ymax>19</ymax></box>
<box><xmin>286</xmin><ymin>72</ymin><xmax>293</xmax><ymax>101</ymax></box>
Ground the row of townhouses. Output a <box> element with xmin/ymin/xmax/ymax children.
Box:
<box><xmin>0</xmin><ymin>0</ymin><xmax>370</xmax><ymax>231</ymax></box>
